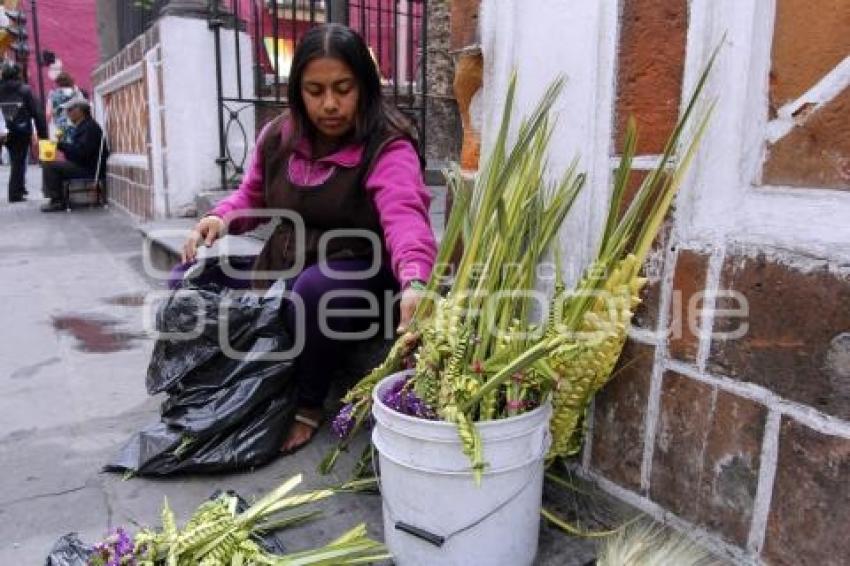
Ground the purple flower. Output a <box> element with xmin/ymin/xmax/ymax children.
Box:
<box><xmin>89</xmin><ymin>527</ymin><xmax>136</xmax><ymax>566</ymax></box>
<box><xmin>407</xmin><ymin>395</ymin><xmax>437</xmax><ymax>419</ymax></box>
<box><xmin>380</xmin><ymin>378</ymin><xmax>436</xmax><ymax>419</ymax></box>
<box><xmin>379</xmin><ymin>378</ymin><xmax>405</xmax><ymax>412</ymax></box>
<box><xmin>114</xmin><ymin>528</ymin><xmax>133</xmax><ymax>556</ymax></box>
<box><xmin>331</xmin><ymin>403</ymin><xmax>356</xmax><ymax>439</ymax></box>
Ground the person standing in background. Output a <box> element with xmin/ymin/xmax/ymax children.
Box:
<box><xmin>0</xmin><ymin>63</ymin><xmax>48</xmax><ymax>203</ymax></box>
<box><xmin>0</xmin><ymin>106</ymin><xmax>7</xmax><ymax>142</ymax></box>
<box><xmin>46</xmin><ymin>71</ymin><xmax>82</xmax><ymax>143</ymax></box>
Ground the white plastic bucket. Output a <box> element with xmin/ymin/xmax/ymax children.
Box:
<box><xmin>372</xmin><ymin>371</ymin><xmax>551</xmax><ymax>566</ymax></box>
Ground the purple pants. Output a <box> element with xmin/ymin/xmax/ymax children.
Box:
<box><xmin>170</xmin><ymin>258</ymin><xmax>398</xmax><ymax>408</ymax></box>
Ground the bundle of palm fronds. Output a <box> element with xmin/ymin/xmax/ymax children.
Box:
<box><xmin>323</xmin><ymin>50</ymin><xmax>717</xmax><ymax>480</ymax></box>
<box><xmin>596</xmin><ymin>523</ymin><xmax>725</xmax><ymax>566</ymax></box>
<box><xmin>131</xmin><ymin>474</ymin><xmax>388</xmax><ymax>565</ymax></box>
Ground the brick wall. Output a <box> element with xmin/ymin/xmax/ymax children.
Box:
<box><xmin>586</xmin><ymin>1</ymin><xmax>850</xmax><ymax>563</ymax></box>
<box><xmin>613</xmin><ymin>0</ymin><xmax>687</xmax><ymax>155</ymax></box>
<box><xmin>92</xmin><ymin>26</ymin><xmax>161</xmax><ymax>220</ymax></box>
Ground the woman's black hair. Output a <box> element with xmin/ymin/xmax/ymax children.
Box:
<box><xmin>286</xmin><ymin>24</ymin><xmax>420</xmax><ymax>156</ymax></box>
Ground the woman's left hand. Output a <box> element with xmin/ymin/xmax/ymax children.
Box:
<box><xmin>397</xmin><ymin>286</ymin><xmax>424</xmax><ymax>334</ymax></box>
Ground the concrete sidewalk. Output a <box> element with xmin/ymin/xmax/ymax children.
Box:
<box><xmin>0</xmin><ymin>166</ymin><xmax>605</xmax><ymax>564</ymax></box>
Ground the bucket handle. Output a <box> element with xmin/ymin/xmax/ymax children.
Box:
<box><xmin>394</xmin><ymin>522</ymin><xmax>446</xmax><ymax>547</ymax></box>
<box><xmin>373</xmin><ymin>428</ymin><xmax>549</xmax><ymax>548</ymax></box>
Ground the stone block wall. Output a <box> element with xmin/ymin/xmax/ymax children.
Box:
<box><xmin>424</xmin><ymin>0</ymin><xmax>462</xmax><ymax>166</ymax></box>
<box><xmin>107</xmin><ymin>164</ymin><xmax>155</xmax><ymax>220</ymax></box>
<box><xmin>591</xmin><ymin>247</ymin><xmax>850</xmax><ymax>563</ymax></box>
<box><xmin>584</xmin><ymin>1</ymin><xmax>850</xmax><ymax>563</ymax></box>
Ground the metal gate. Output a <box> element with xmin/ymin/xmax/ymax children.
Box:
<box><xmin>209</xmin><ymin>0</ymin><xmax>428</xmax><ymax>191</ymax></box>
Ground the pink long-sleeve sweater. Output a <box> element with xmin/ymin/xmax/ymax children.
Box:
<box><xmin>211</xmin><ymin>119</ymin><xmax>437</xmax><ymax>288</ymax></box>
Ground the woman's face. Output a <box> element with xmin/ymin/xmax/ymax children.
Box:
<box><xmin>300</xmin><ymin>56</ymin><xmax>359</xmax><ymax>140</ymax></box>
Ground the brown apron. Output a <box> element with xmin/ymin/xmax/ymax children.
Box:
<box><xmin>251</xmin><ymin>116</ymin><xmax>400</xmax><ymax>288</ymax></box>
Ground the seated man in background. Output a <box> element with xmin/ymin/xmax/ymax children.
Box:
<box><xmin>41</xmin><ymin>96</ymin><xmax>108</xmax><ymax>212</ymax></box>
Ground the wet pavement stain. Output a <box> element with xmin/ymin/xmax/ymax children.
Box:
<box><xmin>10</xmin><ymin>357</ymin><xmax>61</xmax><ymax>379</ymax></box>
<box><xmin>52</xmin><ymin>315</ymin><xmax>145</xmax><ymax>353</ymax></box>
<box><xmin>103</xmin><ymin>293</ymin><xmax>147</xmax><ymax>307</ymax></box>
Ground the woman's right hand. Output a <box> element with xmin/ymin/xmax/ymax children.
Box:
<box><xmin>182</xmin><ymin>215</ymin><xmax>226</xmax><ymax>263</ymax></box>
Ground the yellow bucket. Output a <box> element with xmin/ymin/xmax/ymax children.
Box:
<box><xmin>39</xmin><ymin>140</ymin><xmax>57</xmax><ymax>162</ymax></box>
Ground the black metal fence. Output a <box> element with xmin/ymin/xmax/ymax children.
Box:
<box><xmin>211</xmin><ymin>0</ymin><xmax>428</xmax><ymax>190</ymax></box>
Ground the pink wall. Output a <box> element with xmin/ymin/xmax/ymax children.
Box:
<box><xmin>24</xmin><ymin>0</ymin><xmax>99</xmax><ymax>101</ymax></box>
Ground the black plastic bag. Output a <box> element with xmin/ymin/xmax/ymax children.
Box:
<box><xmin>44</xmin><ymin>533</ymin><xmax>93</xmax><ymax>566</ymax></box>
<box><xmin>105</xmin><ymin>279</ymin><xmax>298</xmax><ymax>475</ymax></box>
<box><xmin>107</xmin><ymin>392</ymin><xmax>295</xmax><ymax>475</ymax></box>
<box><xmin>145</xmin><ymin>288</ymin><xmax>256</xmax><ymax>395</ymax></box>
<box><xmin>148</xmin><ymin>255</ymin><xmax>258</xmax><ymax>394</ymax></box>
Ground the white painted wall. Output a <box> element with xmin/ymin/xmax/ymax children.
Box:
<box><xmin>480</xmin><ymin>0</ymin><xmax>619</xmax><ymax>285</ymax></box>
<box><xmin>159</xmin><ymin>16</ymin><xmax>255</xmax><ymax>216</ymax></box>
<box><xmin>677</xmin><ymin>0</ymin><xmax>850</xmax><ymax>263</ymax></box>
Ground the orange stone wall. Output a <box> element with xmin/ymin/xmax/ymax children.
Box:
<box><xmin>450</xmin><ymin>0</ymin><xmax>481</xmax><ymax>172</ymax></box>
<box><xmin>586</xmin><ymin>1</ymin><xmax>850</xmax><ymax>563</ymax></box>
<box><xmin>762</xmin><ymin>0</ymin><xmax>850</xmax><ymax>190</ymax></box>
<box><xmin>614</xmin><ymin>0</ymin><xmax>688</xmax><ymax>155</ymax></box>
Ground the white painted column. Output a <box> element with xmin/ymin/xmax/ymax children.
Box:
<box><xmin>397</xmin><ymin>0</ymin><xmax>410</xmax><ymax>87</ymax></box>
<box><xmin>159</xmin><ymin>16</ymin><xmax>255</xmax><ymax>216</ymax></box>
<box><xmin>145</xmin><ymin>46</ymin><xmax>169</xmax><ymax>218</ymax></box>
<box><xmin>479</xmin><ymin>0</ymin><xmax>620</xmax><ymax>285</ymax></box>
